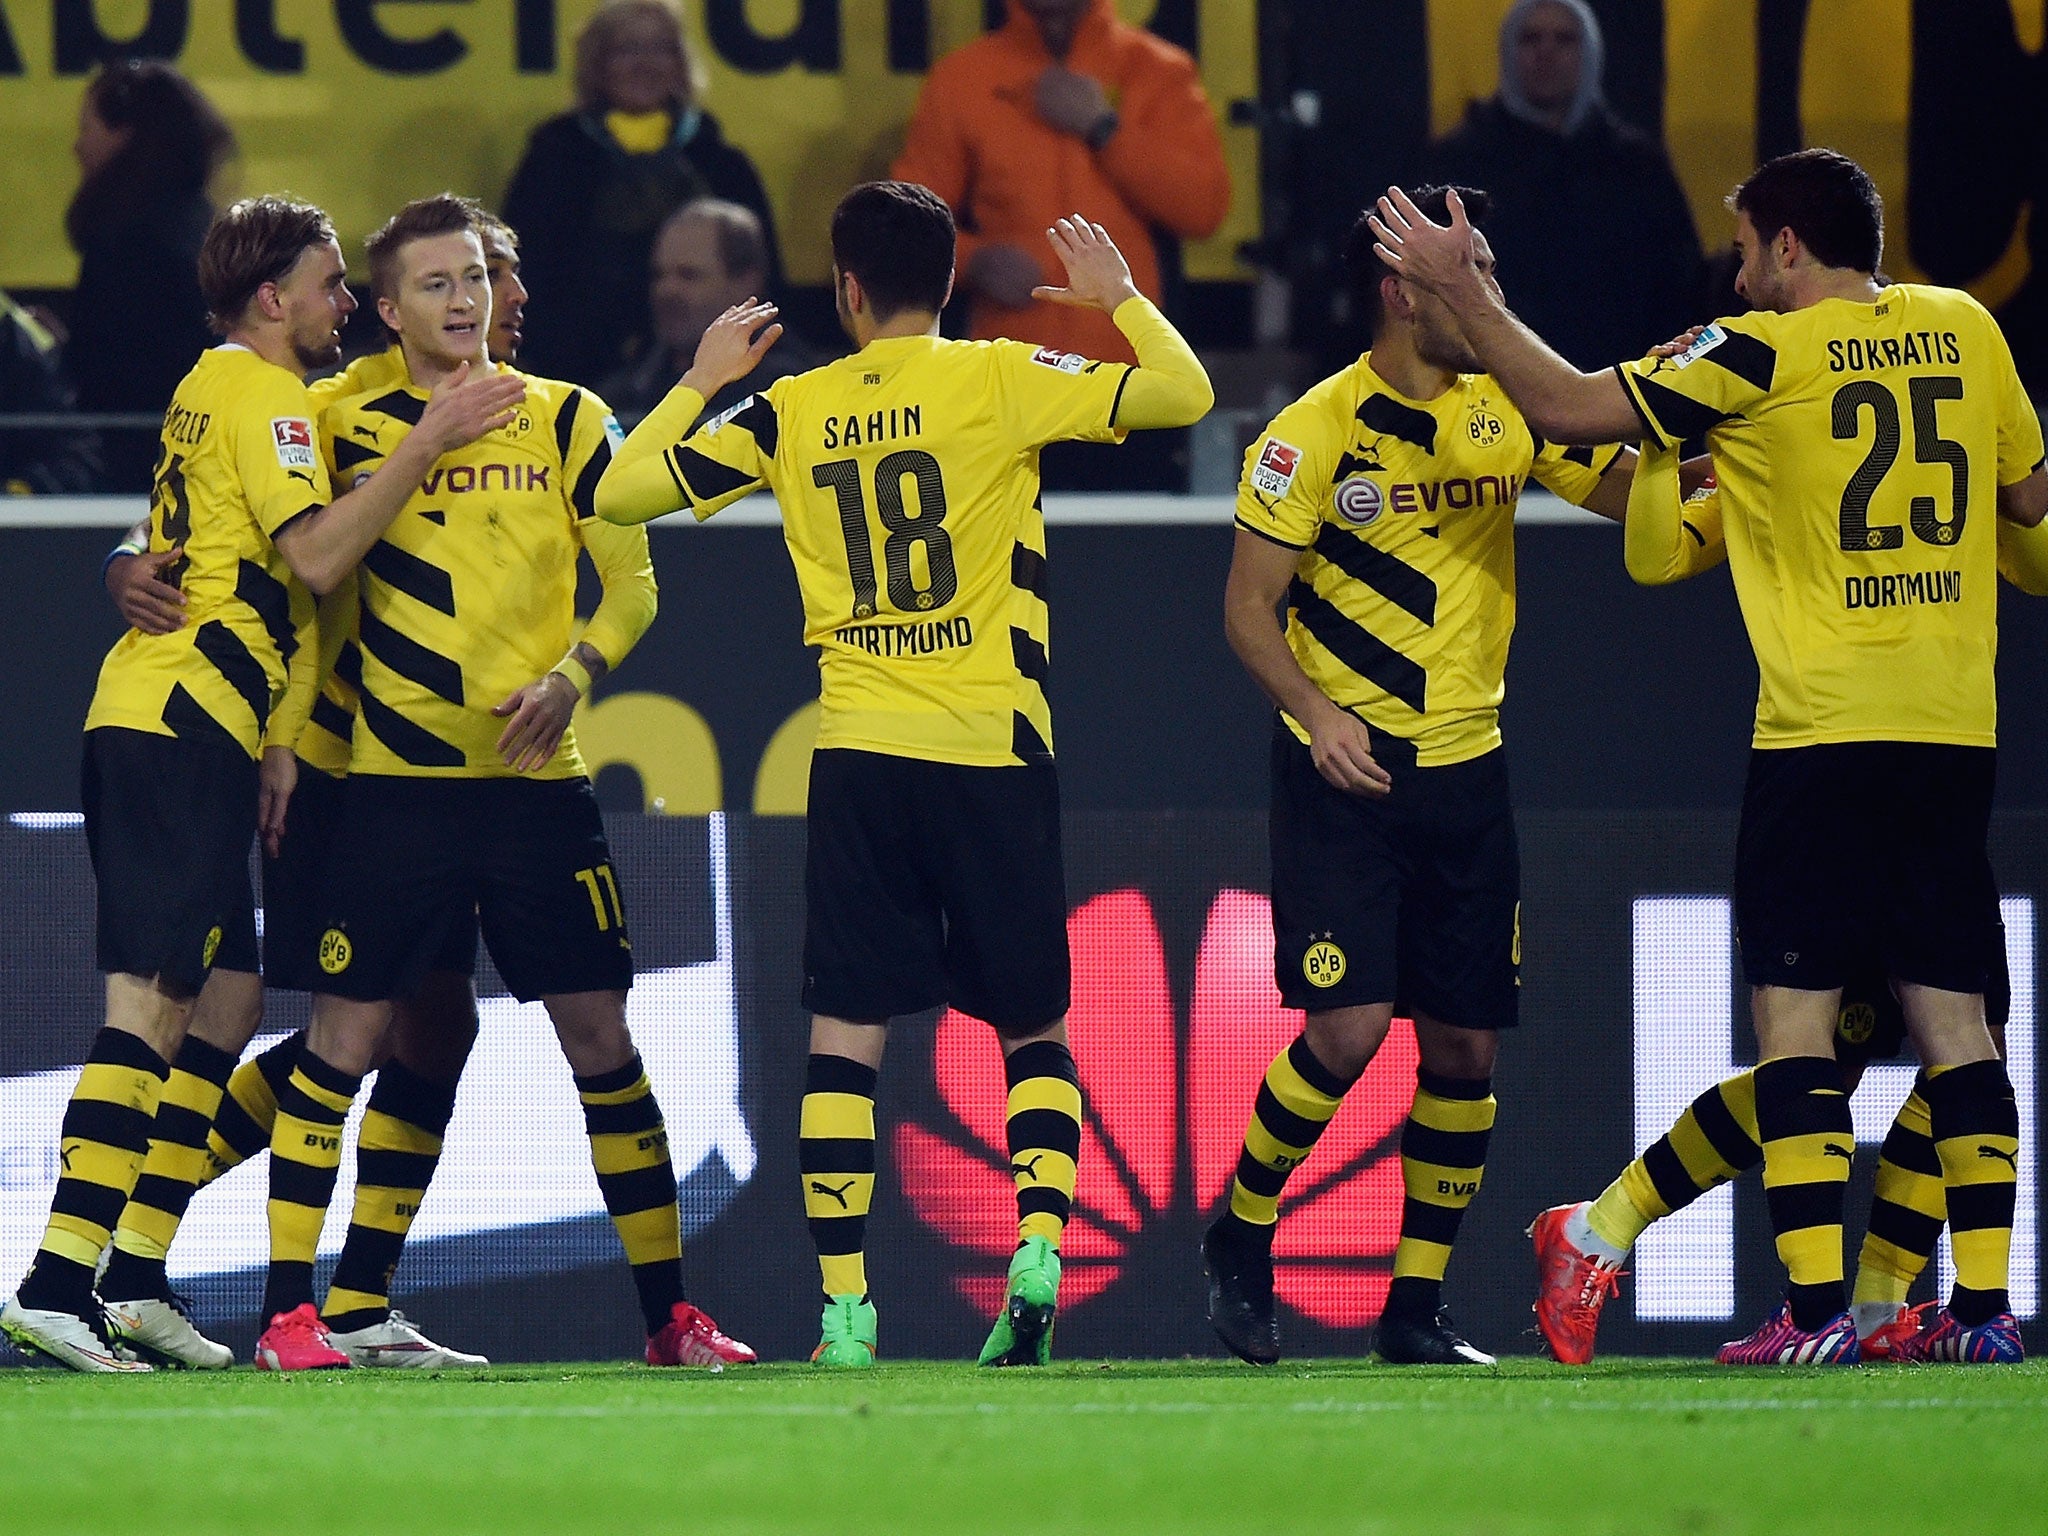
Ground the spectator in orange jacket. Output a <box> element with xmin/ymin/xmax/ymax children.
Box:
<box><xmin>893</xmin><ymin>0</ymin><xmax>1229</xmax><ymax>365</ymax></box>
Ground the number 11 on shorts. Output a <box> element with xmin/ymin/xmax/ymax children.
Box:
<box><xmin>574</xmin><ymin>864</ymin><xmax>625</xmax><ymax>931</ymax></box>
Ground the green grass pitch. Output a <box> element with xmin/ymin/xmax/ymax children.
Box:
<box><xmin>4</xmin><ymin>1357</ymin><xmax>2045</xmax><ymax>1534</ymax></box>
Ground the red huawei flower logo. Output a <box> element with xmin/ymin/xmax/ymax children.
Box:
<box><xmin>894</xmin><ymin>888</ymin><xmax>1418</xmax><ymax>1328</ymax></box>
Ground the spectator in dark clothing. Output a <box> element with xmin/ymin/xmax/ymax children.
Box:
<box><xmin>1419</xmin><ymin>0</ymin><xmax>1703</xmax><ymax>370</ymax></box>
<box><xmin>66</xmin><ymin>59</ymin><xmax>235</xmax><ymax>491</ymax></box>
<box><xmin>502</xmin><ymin>0</ymin><xmax>780</xmax><ymax>388</ymax></box>
<box><xmin>0</xmin><ymin>291</ymin><xmax>101</xmax><ymax>494</ymax></box>
<box><xmin>599</xmin><ymin>199</ymin><xmax>820</xmax><ymax>429</ymax></box>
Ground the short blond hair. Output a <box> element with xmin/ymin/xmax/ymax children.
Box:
<box><xmin>574</xmin><ymin>0</ymin><xmax>705</xmax><ymax>114</ymax></box>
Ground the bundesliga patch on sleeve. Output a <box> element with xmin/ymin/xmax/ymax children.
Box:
<box><xmin>1665</xmin><ymin>323</ymin><xmax>1729</xmax><ymax>370</ymax></box>
<box><xmin>603</xmin><ymin>413</ymin><xmax>626</xmax><ymax>450</ymax></box>
<box><xmin>1030</xmin><ymin>346</ymin><xmax>1087</xmax><ymax>375</ymax></box>
<box><xmin>703</xmin><ymin>395</ymin><xmax>753</xmax><ymax>434</ymax></box>
<box><xmin>1250</xmin><ymin>437</ymin><xmax>1302</xmax><ymax>498</ymax></box>
<box><xmin>271</xmin><ymin>417</ymin><xmax>317</xmax><ymax>469</ymax></box>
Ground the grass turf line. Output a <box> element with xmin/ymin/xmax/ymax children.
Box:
<box><xmin>2</xmin><ymin>1358</ymin><xmax>2044</xmax><ymax>1535</ymax></box>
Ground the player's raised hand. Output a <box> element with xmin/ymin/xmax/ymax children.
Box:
<box><xmin>419</xmin><ymin>359</ymin><xmax>526</xmax><ymax>454</ymax></box>
<box><xmin>683</xmin><ymin>300</ymin><xmax>783</xmax><ymax>399</ymax></box>
<box><xmin>1033</xmin><ymin>215</ymin><xmax>1141</xmax><ymax>312</ymax></box>
<box><xmin>108</xmin><ymin>545</ymin><xmax>187</xmax><ymax>634</ymax></box>
<box><xmin>1308</xmin><ymin>705</ymin><xmax>1394</xmax><ymax>799</ymax></box>
<box><xmin>492</xmin><ymin>672</ymin><xmax>578</xmax><ymax>773</ymax></box>
<box><xmin>1368</xmin><ymin>186</ymin><xmax>1479</xmax><ymax>295</ymax></box>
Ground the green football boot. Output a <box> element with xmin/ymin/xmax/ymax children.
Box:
<box><xmin>811</xmin><ymin>1294</ymin><xmax>878</xmax><ymax>1369</ymax></box>
<box><xmin>978</xmin><ymin>1236</ymin><xmax>1061</xmax><ymax>1367</ymax></box>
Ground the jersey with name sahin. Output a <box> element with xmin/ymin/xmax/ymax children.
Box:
<box><xmin>320</xmin><ymin>364</ymin><xmax>631</xmax><ymax>779</ymax></box>
<box><xmin>1237</xmin><ymin>356</ymin><xmax>1616</xmax><ymax>766</ymax></box>
<box><xmin>85</xmin><ymin>346</ymin><xmax>322</xmax><ymax>758</ymax></box>
<box><xmin>1616</xmin><ymin>285</ymin><xmax>2045</xmax><ymax>748</ymax></box>
<box><xmin>659</xmin><ymin>336</ymin><xmax>1132</xmax><ymax>766</ymax></box>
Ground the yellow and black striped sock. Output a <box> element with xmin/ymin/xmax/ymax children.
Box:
<box><xmin>100</xmin><ymin>1035</ymin><xmax>238</xmax><ymax>1303</ymax></box>
<box><xmin>16</xmin><ymin>1028</ymin><xmax>167</xmax><ymax>1314</ymax></box>
<box><xmin>1753</xmin><ymin>1055</ymin><xmax>1853</xmax><ymax>1330</ymax></box>
<box><xmin>801</xmin><ymin>1054</ymin><xmax>877</xmax><ymax>1299</ymax></box>
<box><xmin>323</xmin><ymin>1061</ymin><xmax>459</xmax><ymax>1331</ymax></box>
<box><xmin>1222</xmin><ymin>1033</ymin><xmax>1354</xmax><ymax>1244</ymax></box>
<box><xmin>1003</xmin><ymin>1040</ymin><xmax>1081</xmax><ymax>1248</ymax></box>
<box><xmin>1853</xmin><ymin>1080</ymin><xmax>1944</xmax><ymax>1308</ymax></box>
<box><xmin>262</xmin><ymin>1050</ymin><xmax>362</xmax><ymax>1322</ymax></box>
<box><xmin>1587</xmin><ymin>1070</ymin><xmax>1760</xmax><ymax>1252</ymax></box>
<box><xmin>576</xmin><ymin>1055</ymin><xmax>683</xmax><ymax>1335</ymax></box>
<box><xmin>1923</xmin><ymin>1059</ymin><xmax>2019</xmax><ymax>1326</ymax></box>
<box><xmin>200</xmin><ymin>1032</ymin><xmax>301</xmax><ymax>1187</ymax></box>
<box><xmin>1387</xmin><ymin>1071</ymin><xmax>1496</xmax><ymax>1319</ymax></box>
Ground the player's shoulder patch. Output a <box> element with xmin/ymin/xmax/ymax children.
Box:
<box><xmin>602</xmin><ymin>412</ymin><xmax>626</xmax><ymax>450</ymax></box>
<box><xmin>703</xmin><ymin>394</ymin><xmax>755</xmax><ymax>435</ymax></box>
<box><xmin>1030</xmin><ymin>346</ymin><xmax>1088</xmax><ymax>376</ymax></box>
<box><xmin>271</xmin><ymin>417</ymin><xmax>317</xmax><ymax>470</ymax></box>
<box><xmin>1250</xmin><ymin>436</ymin><xmax>1304</xmax><ymax>499</ymax></box>
<box><xmin>1664</xmin><ymin>322</ymin><xmax>1731</xmax><ymax>371</ymax></box>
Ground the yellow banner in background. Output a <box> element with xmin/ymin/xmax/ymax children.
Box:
<box><xmin>0</xmin><ymin>0</ymin><xmax>1259</xmax><ymax>290</ymax></box>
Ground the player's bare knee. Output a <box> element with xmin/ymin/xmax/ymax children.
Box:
<box><xmin>1413</xmin><ymin>1015</ymin><xmax>1497</xmax><ymax>1080</ymax></box>
<box><xmin>1898</xmin><ymin>981</ymin><xmax>1997</xmax><ymax>1068</ymax></box>
<box><xmin>187</xmin><ymin>967</ymin><xmax>265</xmax><ymax>1054</ymax></box>
<box><xmin>307</xmin><ymin>994</ymin><xmax>395</xmax><ymax>1075</ymax></box>
<box><xmin>1303</xmin><ymin>1005</ymin><xmax>1393</xmax><ymax>1080</ymax></box>
<box><xmin>544</xmin><ymin>990</ymin><xmax>634</xmax><ymax>1077</ymax></box>
<box><xmin>392</xmin><ymin>971</ymin><xmax>481</xmax><ymax>1083</ymax></box>
<box><xmin>104</xmin><ymin>971</ymin><xmax>199</xmax><ymax>1058</ymax></box>
<box><xmin>994</xmin><ymin>1015</ymin><xmax>1066</xmax><ymax>1051</ymax></box>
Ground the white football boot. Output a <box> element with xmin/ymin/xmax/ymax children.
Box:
<box><xmin>103</xmin><ymin>1297</ymin><xmax>234</xmax><ymax>1370</ymax></box>
<box><xmin>325</xmin><ymin>1310</ymin><xmax>488</xmax><ymax>1369</ymax></box>
<box><xmin>1</xmin><ymin>1295</ymin><xmax>151</xmax><ymax>1373</ymax></box>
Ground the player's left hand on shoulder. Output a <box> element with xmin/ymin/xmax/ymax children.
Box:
<box><xmin>492</xmin><ymin>672</ymin><xmax>578</xmax><ymax>773</ymax></box>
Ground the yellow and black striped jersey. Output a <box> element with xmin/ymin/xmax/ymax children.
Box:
<box><xmin>1237</xmin><ymin>355</ymin><xmax>1617</xmax><ymax>766</ymax></box>
<box><xmin>85</xmin><ymin>346</ymin><xmax>323</xmax><ymax>758</ymax></box>
<box><xmin>1616</xmin><ymin>285</ymin><xmax>2045</xmax><ymax>748</ymax></box>
<box><xmin>642</xmin><ymin>336</ymin><xmax>1132</xmax><ymax>766</ymax></box>
<box><xmin>320</xmin><ymin>361</ymin><xmax>652</xmax><ymax>779</ymax></box>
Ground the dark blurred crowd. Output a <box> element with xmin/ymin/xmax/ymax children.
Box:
<box><xmin>4</xmin><ymin>0</ymin><xmax>1753</xmax><ymax>497</ymax></box>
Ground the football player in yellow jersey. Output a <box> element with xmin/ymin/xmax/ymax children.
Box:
<box><xmin>1532</xmin><ymin>446</ymin><xmax>2044</xmax><ymax>1366</ymax></box>
<box><xmin>84</xmin><ymin>208</ymin><xmax>536</xmax><ymax>1372</ymax></box>
<box><xmin>1201</xmin><ymin>186</ymin><xmax>1642</xmax><ymax>1368</ymax></box>
<box><xmin>0</xmin><ymin>195</ymin><xmax>522</xmax><ymax>1372</ymax></box>
<box><xmin>598</xmin><ymin>181</ymin><xmax>1214</xmax><ymax>1367</ymax></box>
<box><xmin>1373</xmin><ymin>148</ymin><xmax>2048</xmax><ymax>1364</ymax></box>
<box><xmin>240</xmin><ymin>194</ymin><xmax>751</xmax><ymax>1373</ymax></box>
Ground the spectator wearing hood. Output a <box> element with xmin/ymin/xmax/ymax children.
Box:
<box><xmin>1420</xmin><ymin>0</ymin><xmax>1704</xmax><ymax>370</ymax></box>
<box><xmin>892</xmin><ymin>0</ymin><xmax>1230</xmax><ymax>367</ymax></box>
<box><xmin>502</xmin><ymin>0</ymin><xmax>780</xmax><ymax>387</ymax></box>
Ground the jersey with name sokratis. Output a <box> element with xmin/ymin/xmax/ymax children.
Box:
<box><xmin>1236</xmin><ymin>356</ymin><xmax>1616</xmax><ymax>766</ymax></box>
<box><xmin>1617</xmin><ymin>285</ymin><xmax>2045</xmax><ymax>748</ymax></box>
<box><xmin>85</xmin><ymin>346</ymin><xmax>323</xmax><ymax>757</ymax></box>
<box><xmin>664</xmin><ymin>336</ymin><xmax>1132</xmax><ymax>766</ymax></box>
<box><xmin>320</xmin><ymin>363</ymin><xmax>624</xmax><ymax>779</ymax></box>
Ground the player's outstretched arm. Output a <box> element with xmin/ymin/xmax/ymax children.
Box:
<box><xmin>278</xmin><ymin>361</ymin><xmax>524</xmax><ymax>594</ymax></box>
<box><xmin>597</xmin><ymin>301</ymin><xmax>782</xmax><ymax>525</ymax></box>
<box><xmin>1369</xmin><ymin>187</ymin><xmax>1643</xmax><ymax>445</ymax></box>
<box><xmin>1033</xmin><ymin>215</ymin><xmax>1213</xmax><ymax>428</ymax></box>
<box><xmin>1224</xmin><ymin>529</ymin><xmax>1391</xmax><ymax>798</ymax></box>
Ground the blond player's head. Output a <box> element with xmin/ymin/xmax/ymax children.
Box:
<box><xmin>198</xmin><ymin>195</ymin><xmax>353</xmax><ymax>369</ymax></box>
<box><xmin>366</xmin><ymin>194</ymin><xmax>493</xmax><ymax>374</ymax></box>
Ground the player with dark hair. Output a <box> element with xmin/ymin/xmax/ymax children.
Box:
<box><xmin>241</xmin><ymin>193</ymin><xmax>750</xmax><ymax>1373</ymax></box>
<box><xmin>1201</xmin><ymin>186</ymin><xmax>1652</xmax><ymax>1368</ymax></box>
<box><xmin>0</xmin><ymin>195</ymin><xmax>520</xmax><ymax>1372</ymax></box>
<box><xmin>597</xmin><ymin>180</ymin><xmax>1213</xmax><ymax>1368</ymax></box>
<box><xmin>1374</xmin><ymin>147</ymin><xmax>2048</xmax><ymax>1364</ymax></box>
